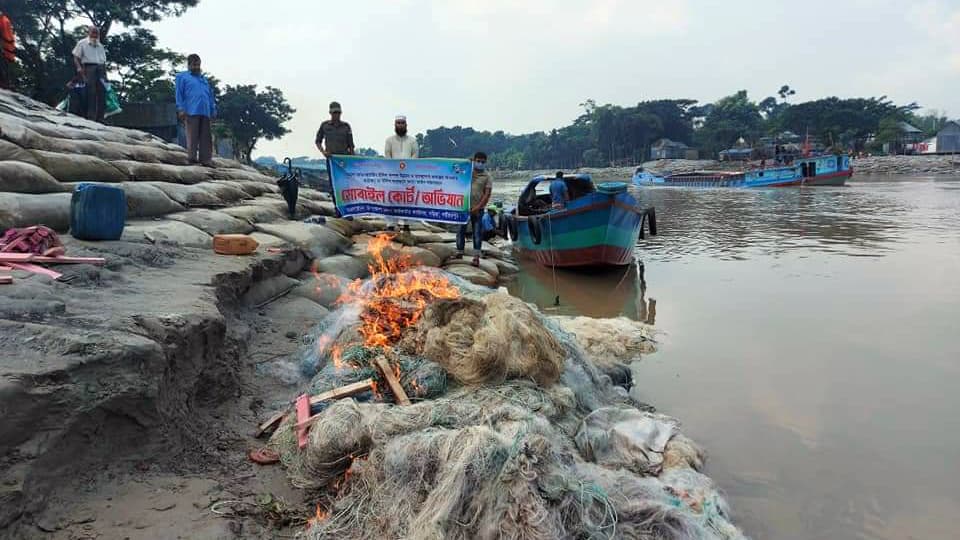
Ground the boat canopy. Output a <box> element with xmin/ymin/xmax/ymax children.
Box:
<box><xmin>517</xmin><ymin>173</ymin><xmax>595</xmax><ymax>216</ymax></box>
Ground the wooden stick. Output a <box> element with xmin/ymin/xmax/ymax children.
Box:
<box><xmin>5</xmin><ymin>262</ymin><xmax>62</xmax><ymax>280</ymax></box>
<box><xmin>31</xmin><ymin>256</ymin><xmax>106</xmax><ymax>265</ymax></box>
<box><xmin>0</xmin><ymin>276</ymin><xmax>12</xmax><ymax>285</ymax></box>
<box><xmin>0</xmin><ymin>254</ymin><xmax>106</xmax><ymax>265</ymax></box>
<box><xmin>255</xmin><ymin>379</ymin><xmax>376</xmax><ymax>438</ymax></box>
<box><xmin>295</xmin><ymin>395</ymin><xmax>310</xmax><ymax>449</ymax></box>
<box><xmin>374</xmin><ymin>357</ymin><xmax>410</xmax><ymax>406</ymax></box>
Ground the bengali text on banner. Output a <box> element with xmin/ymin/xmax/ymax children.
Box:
<box><xmin>328</xmin><ymin>156</ymin><xmax>473</xmax><ymax>224</ymax></box>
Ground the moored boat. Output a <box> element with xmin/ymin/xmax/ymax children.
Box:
<box><xmin>633</xmin><ymin>153</ymin><xmax>852</xmax><ymax>188</ymax></box>
<box><xmin>506</xmin><ymin>174</ymin><xmax>656</xmax><ymax>268</ymax></box>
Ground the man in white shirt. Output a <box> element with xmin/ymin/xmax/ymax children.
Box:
<box><xmin>72</xmin><ymin>26</ymin><xmax>107</xmax><ymax>122</ymax></box>
<box><xmin>383</xmin><ymin>115</ymin><xmax>419</xmax><ymax>232</ymax></box>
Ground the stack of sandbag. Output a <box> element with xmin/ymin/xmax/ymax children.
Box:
<box><xmin>0</xmin><ymin>89</ymin><xmax>333</xmax><ymax>241</ymax></box>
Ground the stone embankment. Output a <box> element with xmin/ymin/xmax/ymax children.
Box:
<box><xmin>851</xmin><ymin>154</ymin><xmax>960</xmax><ymax>176</ymax></box>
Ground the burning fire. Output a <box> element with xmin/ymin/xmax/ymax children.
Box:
<box><xmin>306</xmin><ymin>504</ymin><xmax>329</xmax><ymax>529</ymax></box>
<box><xmin>337</xmin><ymin>234</ymin><xmax>459</xmax><ymax>349</ymax></box>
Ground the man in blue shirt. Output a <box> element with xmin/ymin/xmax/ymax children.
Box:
<box><xmin>550</xmin><ymin>171</ymin><xmax>569</xmax><ymax>209</ymax></box>
<box><xmin>175</xmin><ymin>54</ymin><xmax>217</xmax><ymax>166</ymax></box>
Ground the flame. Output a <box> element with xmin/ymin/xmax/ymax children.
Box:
<box><xmin>306</xmin><ymin>504</ymin><xmax>329</xmax><ymax>529</ymax></box>
<box><xmin>339</xmin><ymin>234</ymin><xmax>459</xmax><ymax>349</ymax></box>
<box><xmin>331</xmin><ymin>345</ymin><xmax>344</xmax><ymax>370</ymax></box>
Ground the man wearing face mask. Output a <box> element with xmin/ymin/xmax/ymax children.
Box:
<box><xmin>72</xmin><ymin>26</ymin><xmax>107</xmax><ymax>122</ymax></box>
<box><xmin>455</xmin><ymin>151</ymin><xmax>493</xmax><ymax>266</ymax></box>
<box><xmin>384</xmin><ymin>115</ymin><xmax>419</xmax><ymax>232</ymax></box>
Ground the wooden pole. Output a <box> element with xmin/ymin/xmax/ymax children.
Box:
<box><xmin>374</xmin><ymin>357</ymin><xmax>411</xmax><ymax>406</ymax></box>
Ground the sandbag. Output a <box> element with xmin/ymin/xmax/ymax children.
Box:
<box><xmin>446</xmin><ymin>256</ymin><xmax>500</xmax><ymax>279</ymax></box>
<box><xmin>401</xmin><ymin>292</ymin><xmax>565</xmax><ymax>386</ymax></box>
<box><xmin>419</xmin><ymin>242</ymin><xmax>457</xmax><ymax>263</ymax></box>
<box><xmin>110</xmin><ymin>161</ymin><xmax>213</xmax><ymax>184</ymax></box>
<box><xmin>254</xmin><ymin>222</ymin><xmax>351</xmax><ymax>259</ymax></box>
<box><xmin>290</xmin><ymin>272</ymin><xmax>349</xmax><ymax>308</ymax></box>
<box><xmin>214</xmin><ymin>180</ymin><xmax>273</xmax><ymax>198</ymax></box>
<box><xmin>0</xmin><ymin>161</ymin><xmax>70</xmax><ymax>194</ymax></box>
<box><xmin>0</xmin><ymin>139</ymin><xmax>40</xmax><ymax>165</ymax></box>
<box><xmin>167</xmin><ymin>209</ymin><xmax>255</xmax><ymax>236</ymax></box>
<box><xmin>196</xmin><ymin>181</ymin><xmax>251</xmax><ymax>204</ymax></box>
<box><xmin>121</xmin><ymin>219</ymin><xmax>212</xmax><ymax>248</ymax></box>
<box><xmin>0</xmin><ymin>192</ymin><xmax>72</xmax><ymax>232</ymax></box>
<box><xmin>221</xmin><ymin>204</ymin><xmax>286</xmax><ymax>224</ymax></box>
<box><xmin>249</xmin><ymin>232</ymin><xmax>288</xmax><ymax>248</ymax></box>
<box><xmin>222</xmin><ymin>205</ymin><xmax>286</xmax><ymax>223</ymax></box>
<box><xmin>146</xmin><ymin>182</ymin><xmax>224</xmax><ymax>207</ymax></box>
<box><xmin>61</xmin><ymin>182</ymin><xmax>185</xmax><ymax>219</ymax></box>
<box><xmin>242</xmin><ymin>275</ymin><xmax>300</xmax><ymax>307</ymax></box>
<box><xmin>313</xmin><ymin>254</ymin><xmax>370</xmax><ymax>280</ymax></box>
<box><xmin>443</xmin><ymin>263</ymin><xmax>496</xmax><ymax>287</ymax></box>
<box><xmin>299</xmin><ymin>198</ymin><xmax>337</xmax><ymax>217</ymax></box>
<box><xmin>30</xmin><ymin>150</ymin><xmax>128</xmax><ymax>183</ymax></box>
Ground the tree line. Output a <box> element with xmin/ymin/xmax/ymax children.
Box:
<box><xmin>417</xmin><ymin>87</ymin><xmax>949</xmax><ymax>169</ymax></box>
<box><xmin>2</xmin><ymin>0</ymin><xmax>294</xmax><ymax>163</ymax></box>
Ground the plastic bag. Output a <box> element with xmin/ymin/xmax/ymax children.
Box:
<box><xmin>103</xmin><ymin>81</ymin><xmax>122</xmax><ymax>118</ymax></box>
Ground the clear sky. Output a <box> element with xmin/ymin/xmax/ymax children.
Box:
<box><xmin>147</xmin><ymin>0</ymin><xmax>960</xmax><ymax>159</ymax></box>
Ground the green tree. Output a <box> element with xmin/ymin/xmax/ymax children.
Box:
<box><xmin>3</xmin><ymin>0</ymin><xmax>196</xmax><ymax>104</ymax></box>
<box><xmin>217</xmin><ymin>84</ymin><xmax>295</xmax><ymax>164</ymax></box>
<box><xmin>105</xmin><ymin>28</ymin><xmax>183</xmax><ymax>102</ymax></box>
<box><xmin>695</xmin><ymin>90</ymin><xmax>762</xmax><ymax>155</ymax></box>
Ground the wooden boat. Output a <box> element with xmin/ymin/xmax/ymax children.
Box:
<box><xmin>633</xmin><ymin>154</ymin><xmax>852</xmax><ymax>188</ymax></box>
<box><xmin>507</xmin><ymin>174</ymin><xmax>656</xmax><ymax>268</ymax></box>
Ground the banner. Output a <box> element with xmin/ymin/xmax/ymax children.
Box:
<box><xmin>329</xmin><ymin>156</ymin><xmax>473</xmax><ymax>224</ymax></box>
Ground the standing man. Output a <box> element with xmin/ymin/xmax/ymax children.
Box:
<box><xmin>72</xmin><ymin>26</ymin><xmax>107</xmax><ymax>122</ymax></box>
<box><xmin>455</xmin><ymin>151</ymin><xmax>493</xmax><ymax>266</ymax></box>
<box><xmin>0</xmin><ymin>10</ymin><xmax>15</xmax><ymax>90</ymax></box>
<box><xmin>383</xmin><ymin>115</ymin><xmax>419</xmax><ymax>232</ymax></box>
<box><xmin>175</xmin><ymin>54</ymin><xmax>217</xmax><ymax>166</ymax></box>
<box><xmin>316</xmin><ymin>101</ymin><xmax>355</xmax><ymax>215</ymax></box>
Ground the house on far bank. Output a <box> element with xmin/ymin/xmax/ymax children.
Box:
<box><xmin>651</xmin><ymin>138</ymin><xmax>699</xmax><ymax>160</ymax></box>
<box><xmin>935</xmin><ymin>121</ymin><xmax>960</xmax><ymax>154</ymax></box>
<box><xmin>884</xmin><ymin>121</ymin><xmax>925</xmax><ymax>154</ymax></box>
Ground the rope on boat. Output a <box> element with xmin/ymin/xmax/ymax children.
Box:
<box><xmin>547</xmin><ymin>212</ymin><xmax>560</xmax><ymax>306</ymax></box>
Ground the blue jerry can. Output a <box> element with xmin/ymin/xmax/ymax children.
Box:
<box><xmin>70</xmin><ymin>183</ymin><xmax>126</xmax><ymax>241</ymax></box>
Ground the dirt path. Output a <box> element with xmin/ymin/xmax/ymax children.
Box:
<box><xmin>6</xmin><ymin>284</ymin><xmax>327</xmax><ymax>539</ymax></box>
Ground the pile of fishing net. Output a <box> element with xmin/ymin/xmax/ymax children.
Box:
<box><xmin>268</xmin><ymin>278</ymin><xmax>745</xmax><ymax>539</ymax></box>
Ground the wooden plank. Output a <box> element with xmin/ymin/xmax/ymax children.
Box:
<box><xmin>255</xmin><ymin>379</ymin><xmax>375</xmax><ymax>438</ymax></box>
<box><xmin>0</xmin><ymin>276</ymin><xmax>12</xmax><ymax>285</ymax></box>
<box><xmin>374</xmin><ymin>357</ymin><xmax>411</xmax><ymax>406</ymax></box>
<box><xmin>295</xmin><ymin>394</ymin><xmax>310</xmax><ymax>449</ymax></box>
<box><xmin>5</xmin><ymin>262</ymin><xmax>63</xmax><ymax>280</ymax></box>
<box><xmin>0</xmin><ymin>253</ymin><xmax>34</xmax><ymax>262</ymax></box>
<box><xmin>31</xmin><ymin>256</ymin><xmax>106</xmax><ymax>266</ymax></box>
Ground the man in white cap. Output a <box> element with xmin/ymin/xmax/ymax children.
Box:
<box><xmin>384</xmin><ymin>115</ymin><xmax>419</xmax><ymax>232</ymax></box>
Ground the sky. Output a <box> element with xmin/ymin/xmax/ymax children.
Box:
<box><xmin>146</xmin><ymin>0</ymin><xmax>960</xmax><ymax>159</ymax></box>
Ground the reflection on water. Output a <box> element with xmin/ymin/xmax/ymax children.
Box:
<box><xmin>498</xmin><ymin>175</ymin><xmax>960</xmax><ymax>540</ymax></box>
<box><xmin>507</xmin><ymin>261</ymin><xmax>659</xmax><ymax>323</ymax></box>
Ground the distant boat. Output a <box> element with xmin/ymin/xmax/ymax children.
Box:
<box><xmin>506</xmin><ymin>174</ymin><xmax>656</xmax><ymax>268</ymax></box>
<box><xmin>633</xmin><ymin>154</ymin><xmax>852</xmax><ymax>188</ymax></box>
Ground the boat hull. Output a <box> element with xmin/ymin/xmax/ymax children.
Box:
<box><xmin>634</xmin><ymin>154</ymin><xmax>853</xmax><ymax>188</ymax></box>
<box><xmin>516</xmin><ymin>193</ymin><xmax>643</xmax><ymax>268</ymax></box>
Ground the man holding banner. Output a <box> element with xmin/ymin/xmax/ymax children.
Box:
<box><xmin>455</xmin><ymin>152</ymin><xmax>493</xmax><ymax>266</ymax></box>
<box><xmin>383</xmin><ymin>115</ymin><xmax>419</xmax><ymax>233</ymax></box>
<box><xmin>315</xmin><ymin>101</ymin><xmax>355</xmax><ymax>214</ymax></box>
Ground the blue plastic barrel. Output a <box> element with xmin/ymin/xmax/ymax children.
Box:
<box><xmin>70</xmin><ymin>183</ymin><xmax>126</xmax><ymax>240</ymax></box>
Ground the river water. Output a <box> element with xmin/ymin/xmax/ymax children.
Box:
<box><xmin>495</xmin><ymin>175</ymin><xmax>960</xmax><ymax>540</ymax></box>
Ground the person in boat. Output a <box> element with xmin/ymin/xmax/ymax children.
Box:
<box><xmin>455</xmin><ymin>151</ymin><xmax>493</xmax><ymax>266</ymax></box>
<box><xmin>175</xmin><ymin>54</ymin><xmax>217</xmax><ymax>167</ymax></box>
<box><xmin>550</xmin><ymin>171</ymin><xmax>569</xmax><ymax>209</ymax></box>
<box><xmin>481</xmin><ymin>207</ymin><xmax>498</xmax><ymax>242</ymax></box>
<box><xmin>316</xmin><ymin>101</ymin><xmax>355</xmax><ymax>216</ymax></box>
<box><xmin>384</xmin><ymin>115</ymin><xmax>419</xmax><ymax>233</ymax></box>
